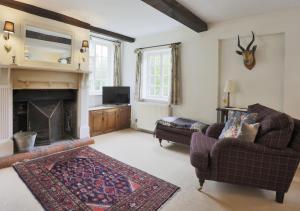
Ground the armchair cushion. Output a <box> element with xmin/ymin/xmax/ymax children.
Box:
<box><xmin>219</xmin><ymin>111</ymin><xmax>257</xmax><ymax>139</ymax></box>
<box><xmin>248</xmin><ymin>103</ymin><xmax>278</xmax><ymax>121</ymax></box>
<box><xmin>236</xmin><ymin>122</ymin><xmax>260</xmax><ymax>143</ymax></box>
<box><xmin>190</xmin><ymin>132</ymin><xmax>218</xmax><ymax>170</ymax></box>
<box><xmin>248</xmin><ymin>104</ymin><xmax>294</xmax><ymax>149</ymax></box>
<box><xmin>256</xmin><ymin>113</ymin><xmax>294</xmax><ymax>149</ymax></box>
<box><xmin>205</xmin><ymin>123</ymin><xmax>225</xmax><ymax>138</ymax></box>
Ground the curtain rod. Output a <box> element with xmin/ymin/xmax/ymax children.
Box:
<box><xmin>137</xmin><ymin>42</ymin><xmax>181</xmax><ymax>51</ymax></box>
<box><xmin>90</xmin><ymin>35</ymin><xmax>121</xmax><ymax>44</ymax></box>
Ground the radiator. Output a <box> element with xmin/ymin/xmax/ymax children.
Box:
<box><xmin>135</xmin><ymin>102</ymin><xmax>171</xmax><ymax>132</ymax></box>
<box><xmin>0</xmin><ymin>87</ymin><xmax>13</xmax><ymax>140</ymax></box>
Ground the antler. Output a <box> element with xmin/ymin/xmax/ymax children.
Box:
<box><xmin>246</xmin><ymin>31</ymin><xmax>255</xmax><ymax>51</ymax></box>
<box><xmin>237</xmin><ymin>35</ymin><xmax>245</xmax><ymax>51</ymax></box>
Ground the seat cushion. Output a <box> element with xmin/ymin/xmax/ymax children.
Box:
<box><xmin>156</xmin><ymin>124</ymin><xmax>194</xmax><ymax>136</ymax></box>
<box><xmin>248</xmin><ymin>104</ymin><xmax>294</xmax><ymax>149</ymax></box>
<box><xmin>190</xmin><ymin>132</ymin><xmax>218</xmax><ymax>170</ymax></box>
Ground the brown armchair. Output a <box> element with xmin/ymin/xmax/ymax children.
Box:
<box><xmin>190</xmin><ymin>104</ymin><xmax>300</xmax><ymax>203</ymax></box>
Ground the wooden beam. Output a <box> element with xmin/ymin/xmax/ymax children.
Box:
<box><xmin>141</xmin><ymin>0</ymin><xmax>207</xmax><ymax>33</ymax></box>
<box><xmin>89</xmin><ymin>26</ymin><xmax>135</xmax><ymax>43</ymax></box>
<box><xmin>0</xmin><ymin>0</ymin><xmax>135</xmax><ymax>42</ymax></box>
<box><xmin>26</xmin><ymin>30</ymin><xmax>72</xmax><ymax>45</ymax></box>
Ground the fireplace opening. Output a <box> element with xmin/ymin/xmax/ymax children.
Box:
<box><xmin>13</xmin><ymin>90</ymin><xmax>77</xmax><ymax>146</ymax></box>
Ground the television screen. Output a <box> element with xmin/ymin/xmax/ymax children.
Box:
<box><xmin>102</xmin><ymin>87</ymin><xmax>130</xmax><ymax>105</ymax></box>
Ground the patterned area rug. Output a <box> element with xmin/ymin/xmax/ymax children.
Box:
<box><xmin>13</xmin><ymin>146</ymin><xmax>179</xmax><ymax>211</ymax></box>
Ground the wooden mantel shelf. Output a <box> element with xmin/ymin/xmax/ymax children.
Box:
<box><xmin>9</xmin><ymin>65</ymin><xmax>91</xmax><ymax>74</ymax></box>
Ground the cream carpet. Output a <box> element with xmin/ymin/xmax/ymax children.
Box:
<box><xmin>0</xmin><ymin>129</ymin><xmax>299</xmax><ymax>211</ymax></box>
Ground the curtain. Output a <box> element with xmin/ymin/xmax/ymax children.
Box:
<box><xmin>134</xmin><ymin>49</ymin><xmax>143</xmax><ymax>101</ymax></box>
<box><xmin>170</xmin><ymin>43</ymin><xmax>181</xmax><ymax>105</ymax></box>
<box><xmin>113</xmin><ymin>42</ymin><xmax>122</xmax><ymax>86</ymax></box>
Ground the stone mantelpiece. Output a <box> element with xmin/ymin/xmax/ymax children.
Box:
<box><xmin>11</xmin><ymin>65</ymin><xmax>90</xmax><ymax>90</ymax></box>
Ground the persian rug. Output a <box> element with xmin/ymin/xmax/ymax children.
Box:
<box><xmin>13</xmin><ymin>146</ymin><xmax>179</xmax><ymax>211</ymax></box>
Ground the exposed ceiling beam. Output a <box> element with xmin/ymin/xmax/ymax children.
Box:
<box><xmin>141</xmin><ymin>0</ymin><xmax>208</xmax><ymax>33</ymax></box>
<box><xmin>89</xmin><ymin>26</ymin><xmax>135</xmax><ymax>43</ymax></box>
<box><xmin>0</xmin><ymin>0</ymin><xmax>135</xmax><ymax>42</ymax></box>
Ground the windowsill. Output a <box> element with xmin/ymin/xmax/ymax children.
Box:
<box><xmin>139</xmin><ymin>98</ymin><xmax>170</xmax><ymax>104</ymax></box>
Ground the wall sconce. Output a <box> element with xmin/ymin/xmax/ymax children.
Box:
<box><xmin>80</xmin><ymin>40</ymin><xmax>89</xmax><ymax>53</ymax></box>
<box><xmin>3</xmin><ymin>21</ymin><xmax>15</xmax><ymax>40</ymax></box>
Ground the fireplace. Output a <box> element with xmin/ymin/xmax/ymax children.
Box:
<box><xmin>13</xmin><ymin>90</ymin><xmax>77</xmax><ymax>146</ymax></box>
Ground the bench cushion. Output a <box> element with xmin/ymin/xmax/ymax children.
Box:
<box><xmin>156</xmin><ymin>124</ymin><xmax>195</xmax><ymax>136</ymax></box>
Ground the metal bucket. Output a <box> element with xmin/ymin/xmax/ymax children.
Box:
<box><xmin>13</xmin><ymin>131</ymin><xmax>37</xmax><ymax>152</ymax></box>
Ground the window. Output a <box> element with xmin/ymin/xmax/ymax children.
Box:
<box><xmin>89</xmin><ymin>37</ymin><xmax>114</xmax><ymax>95</ymax></box>
<box><xmin>141</xmin><ymin>48</ymin><xmax>172</xmax><ymax>102</ymax></box>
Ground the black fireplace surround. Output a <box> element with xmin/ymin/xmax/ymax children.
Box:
<box><xmin>13</xmin><ymin>90</ymin><xmax>77</xmax><ymax>146</ymax></box>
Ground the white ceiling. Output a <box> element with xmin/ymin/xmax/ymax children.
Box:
<box><xmin>177</xmin><ymin>0</ymin><xmax>300</xmax><ymax>23</ymax></box>
<box><xmin>16</xmin><ymin>0</ymin><xmax>300</xmax><ymax>38</ymax></box>
<box><xmin>16</xmin><ymin>0</ymin><xmax>180</xmax><ymax>37</ymax></box>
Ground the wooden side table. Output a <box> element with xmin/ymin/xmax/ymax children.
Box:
<box><xmin>216</xmin><ymin>107</ymin><xmax>247</xmax><ymax>123</ymax></box>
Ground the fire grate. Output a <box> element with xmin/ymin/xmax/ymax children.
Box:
<box><xmin>28</xmin><ymin>100</ymin><xmax>64</xmax><ymax>146</ymax></box>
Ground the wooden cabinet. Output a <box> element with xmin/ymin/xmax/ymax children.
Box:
<box><xmin>90</xmin><ymin>110</ymin><xmax>105</xmax><ymax>136</ymax></box>
<box><xmin>116</xmin><ymin>106</ymin><xmax>131</xmax><ymax>130</ymax></box>
<box><xmin>104</xmin><ymin>109</ymin><xmax>117</xmax><ymax>133</ymax></box>
<box><xmin>89</xmin><ymin>106</ymin><xmax>131</xmax><ymax>137</ymax></box>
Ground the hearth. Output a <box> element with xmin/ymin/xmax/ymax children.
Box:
<box><xmin>13</xmin><ymin>90</ymin><xmax>77</xmax><ymax>146</ymax></box>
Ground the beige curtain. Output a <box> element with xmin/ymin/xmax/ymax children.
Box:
<box><xmin>113</xmin><ymin>42</ymin><xmax>122</xmax><ymax>86</ymax></box>
<box><xmin>170</xmin><ymin>43</ymin><xmax>181</xmax><ymax>105</ymax></box>
<box><xmin>134</xmin><ymin>49</ymin><xmax>143</xmax><ymax>101</ymax></box>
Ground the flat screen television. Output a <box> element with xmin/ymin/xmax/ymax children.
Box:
<box><xmin>102</xmin><ymin>86</ymin><xmax>130</xmax><ymax>105</ymax></box>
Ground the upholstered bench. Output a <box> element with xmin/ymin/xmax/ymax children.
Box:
<box><xmin>154</xmin><ymin>117</ymin><xmax>208</xmax><ymax>146</ymax></box>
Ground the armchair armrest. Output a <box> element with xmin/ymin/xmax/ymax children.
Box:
<box><xmin>205</xmin><ymin>123</ymin><xmax>225</xmax><ymax>138</ymax></box>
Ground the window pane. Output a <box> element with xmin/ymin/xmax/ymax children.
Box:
<box><xmin>89</xmin><ymin>38</ymin><xmax>114</xmax><ymax>94</ymax></box>
<box><xmin>142</xmin><ymin>49</ymin><xmax>171</xmax><ymax>101</ymax></box>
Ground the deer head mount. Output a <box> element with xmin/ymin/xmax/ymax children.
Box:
<box><xmin>236</xmin><ymin>31</ymin><xmax>257</xmax><ymax>70</ymax></box>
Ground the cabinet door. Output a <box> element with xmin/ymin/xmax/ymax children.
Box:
<box><xmin>90</xmin><ymin>110</ymin><xmax>105</xmax><ymax>136</ymax></box>
<box><xmin>117</xmin><ymin>107</ymin><xmax>131</xmax><ymax>130</ymax></box>
<box><xmin>104</xmin><ymin>109</ymin><xmax>117</xmax><ymax>133</ymax></box>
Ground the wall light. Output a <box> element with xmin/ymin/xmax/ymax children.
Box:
<box><xmin>80</xmin><ymin>40</ymin><xmax>89</xmax><ymax>53</ymax></box>
<box><xmin>3</xmin><ymin>21</ymin><xmax>15</xmax><ymax>40</ymax></box>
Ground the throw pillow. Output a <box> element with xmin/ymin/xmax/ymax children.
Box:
<box><xmin>237</xmin><ymin>123</ymin><xmax>260</xmax><ymax>142</ymax></box>
<box><xmin>219</xmin><ymin>111</ymin><xmax>257</xmax><ymax>139</ymax></box>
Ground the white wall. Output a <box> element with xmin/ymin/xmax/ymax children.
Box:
<box><xmin>219</xmin><ymin>33</ymin><xmax>285</xmax><ymax>110</ymax></box>
<box><xmin>122</xmin><ymin>8</ymin><xmax>300</xmax><ymax>125</ymax></box>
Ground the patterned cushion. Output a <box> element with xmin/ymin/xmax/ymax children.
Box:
<box><xmin>219</xmin><ymin>111</ymin><xmax>257</xmax><ymax>139</ymax></box>
<box><xmin>237</xmin><ymin>123</ymin><xmax>260</xmax><ymax>143</ymax></box>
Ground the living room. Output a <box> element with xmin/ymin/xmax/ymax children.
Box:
<box><xmin>0</xmin><ymin>0</ymin><xmax>300</xmax><ymax>211</ymax></box>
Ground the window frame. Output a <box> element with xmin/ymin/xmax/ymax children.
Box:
<box><xmin>141</xmin><ymin>47</ymin><xmax>172</xmax><ymax>103</ymax></box>
<box><xmin>89</xmin><ymin>37</ymin><xmax>115</xmax><ymax>96</ymax></box>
